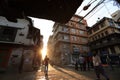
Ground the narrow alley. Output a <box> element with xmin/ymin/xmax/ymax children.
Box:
<box><xmin>0</xmin><ymin>65</ymin><xmax>120</xmax><ymax>80</ymax></box>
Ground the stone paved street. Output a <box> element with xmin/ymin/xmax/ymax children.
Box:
<box><xmin>0</xmin><ymin>65</ymin><xmax>120</xmax><ymax>80</ymax></box>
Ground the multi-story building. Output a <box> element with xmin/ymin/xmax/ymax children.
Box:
<box><xmin>47</xmin><ymin>35</ymin><xmax>55</xmax><ymax>62</ymax></box>
<box><xmin>88</xmin><ymin>17</ymin><xmax>120</xmax><ymax>55</ymax></box>
<box><xmin>111</xmin><ymin>10</ymin><xmax>120</xmax><ymax>22</ymax></box>
<box><xmin>0</xmin><ymin>16</ymin><xmax>43</xmax><ymax>71</ymax></box>
<box><xmin>47</xmin><ymin>15</ymin><xmax>89</xmax><ymax>65</ymax></box>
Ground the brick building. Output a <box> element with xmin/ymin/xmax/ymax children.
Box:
<box><xmin>88</xmin><ymin>17</ymin><xmax>120</xmax><ymax>55</ymax></box>
<box><xmin>47</xmin><ymin>15</ymin><xmax>89</xmax><ymax>65</ymax></box>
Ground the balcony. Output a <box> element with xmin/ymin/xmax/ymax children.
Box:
<box><xmin>54</xmin><ymin>38</ymin><xmax>70</xmax><ymax>46</ymax></box>
<box><xmin>90</xmin><ymin>39</ymin><xmax>120</xmax><ymax>49</ymax></box>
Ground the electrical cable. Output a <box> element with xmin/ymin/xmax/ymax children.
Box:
<box><xmin>103</xmin><ymin>2</ymin><xmax>112</xmax><ymax>17</ymax></box>
<box><xmin>86</xmin><ymin>4</ymin><xmax>104</xmax><ymax>20</ymax></box>
<box><xmin>79</xmin><ymin>0</ymin><xmax>105</xmax><ymax>21</ymax></box>
<box><xmin>83</xmin><ymin>1</ymin><xmax>113</xmax><ymax>20</ymax></box>
<box><xmin>88</xmin><ymin>0</ymin><xmax>94</xmax><ymax>4</ymax></box>
<box><xmin>78</xmin><ymin>0</ymin><xmax>96</xmax><ymax>14</ymax></box>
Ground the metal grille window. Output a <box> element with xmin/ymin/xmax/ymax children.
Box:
<box><xmin>0</xmin><ymin>26</ymin><xmax>17</xmax><ymax>42</ymax></box>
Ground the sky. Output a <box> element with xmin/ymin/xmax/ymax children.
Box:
<box><xmin>31</xmin><ymin>0</ymin><xmax>119</xmax><ymax>47</ymax></box>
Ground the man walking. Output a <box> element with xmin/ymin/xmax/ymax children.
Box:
<box><xmin>79</xmin><ymin>55</ymin><xmax>85</xmax><ymax>71</ymax></box>
<box><xmin>44</xmin><ymin>55</ymin><xmax>49</xmax><ymax>75</ymax></box>
<box><xmin>106</xmin><ymin>55</ymin><xmax>114</xmax><ymax>70</ymax></box>
<box><xmin>92</xmin><ymin>53</ymin><xmax>110</xmax><ymax>80</ymax></box>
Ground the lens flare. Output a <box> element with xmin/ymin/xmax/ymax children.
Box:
<box><xmin>41</xmin><ymin>47</ymin><xmax>47</xmax><ymax>60</ymax></box>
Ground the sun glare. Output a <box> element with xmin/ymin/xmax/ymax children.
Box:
<box><xmin>41</xmin><ymin>47</ymin><xmax>47</xmax><ymax>60</ymax></box>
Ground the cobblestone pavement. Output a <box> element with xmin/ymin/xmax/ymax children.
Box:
<box><xmin>0</xmin><ymin>65</ymin><xmax>120</xmax><ymax>80</ymax></box>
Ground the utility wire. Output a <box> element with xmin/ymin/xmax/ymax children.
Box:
<box><xmin>88</xmin><ymin>0</ymin><xmax>94</xmax><ymax>4</ymax></box>
<box><xmin>79</xmin><ymin>0</ymin><xmax>105</xmax><ymax>22</ymax></box>
<box><xmin>84</xmin><ymin>1</ymin><xmax>113</xmax><ymax>20</ymax></box>
<box><xmin>103</xmin><ymin>2</ymin><xmax>112</xmax><ymax>17</ymax></box>
<box><xmin>86</xmin><ymin>4</ymin><xmax>104</xmax><ymax>20</ymax></box>
<box><xmin>78</xmin><ymin>0</ymin><xmax>96</xmax><ymax>14</ymax></box>
<box><xmin>78</xmin><ymin>9</ymin><xmax>83</xmax><ymax>15</ymax></box>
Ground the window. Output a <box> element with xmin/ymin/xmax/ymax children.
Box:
<box><xmin>81</xmin><ymin>37</ymin><xmax>87</xmax><ymax>42</ymax></box>
<box><xmin>101</xmin><ymin>33</ymin><xmax>104</xmax><ymax>37</ymax></box>
<box><xmin>71</xmin><ymin>28</ymin><xmax>76</xmax><ymax>34</ymax></box>
<box><xmin>62</xmin><ymin>27</ymin><xmax>69</xmax><ymax>32</ymax></box>
<box><xmin>79</xmin><ymin>30</ymin><xmax>84</xmax><ymax>34</ymax></box>
<box><xmin>63</xmin><ymin>35</ymin><xmax>69</xmax><ymax>40</ymax></box>
<box><xmin>110</xmin><ymin>47</ymin><xmax>116</xmax><ymax>54</ymax></box>
<box><xmin>82</xmin><ymin>46</ymin><xmax>88</xmax><ymax>51</ymax></box>
<box><xmin>98</xmin><ymin>34</ymin><xmax>100</xmax><ymax>38</ymax></box>
<box><xmin>117</xmin><ymin>23</ymin><xmax>120</xmax><ymax>28</ymax></box>
<box><xmin>63</xmin><ymin>44</ymin><xmax>67</xmax><ymax>48</ymax></box>
<box><xmin>88</xmin><ymin>30</ymin><xmax>92</xmax><ymax>34</ymax></box>
<box><xmin>105</xmin><ymin>31</ymin><xmax>108</xmax><ymax>35</ymax></box>
<box><xmin>100</xmin><ymin>22</ymin><xmax>105</xmax><ymax>28</ymax></box>
<box><xmin>78</xmin><ymin>24</ymin><xmax>86</xmax><ymax>30</ymax></box>
<box><xmin>93</xmin><ymin>26</ymin><xmax>99</xmax><ymax>32</ymax></box>
<box><xmin>73</xmin><ymin>45</ymin><xmax>80</xmax><ymax>53</ymax></box>
<box><xmin>109</xmin><ymin>19</ymin><xmax>115</xmax><ymax>27</ymax></box>
<box><xmin>0</xmin><ymin>26</ymin><xmax>17</xmax><ymax>42</ymax></box>
<box><xmin>95</xmin><ymin>36</ymin><xmax>97</xmax><ymax>40</ymax></box>
<box><xmin>3</xmin><ymin>28</ymin><xmax>14</xmax><ymax>35</ymax></box>
<box><xmin>71</xmin><ymin>36</ymin><xmax>77</xmax><ymax>41</ymax></box>
<box><xmin>70</xmin><ymin>22</ymin><xmax>75</xmax><ymax>26</ymax></box>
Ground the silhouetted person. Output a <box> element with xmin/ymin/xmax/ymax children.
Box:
<box><xmin>18</xmin><ymin>54</ymin><xmax>24</xmax><ymax>73</ymax></box>
<box><xmin>75</xmin><ymin>59</ymin><xmax>79</xmax><ymax>71</ymax></box>
<box><xmin>86</xmin><ymin>56</ymin><xmax>92</xmax><ymax>70</ymax></box>
<box><xmin>106</xmin><ymin>55</ymin><xmax>114</xmax><ymax>70</ymax></box>
<box><xmin>83</xmin><ymin>56</ymin><xmax>87</xmax><ymax>71</ymax></box>
<box><xmin>44</xmin><ymin>55</ymin><xmax>49</xmax><ymax>75</ymax></box>
<box><xmin>79</xmin><ymin>55</ymin><xmax>85</xmax><ymax>71</ymax></box>
<box><xmin>93</xmin><ymin>53</ymin><xmax>110</xmax><ymax>80</ymax></box>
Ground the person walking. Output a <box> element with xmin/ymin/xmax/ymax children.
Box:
<box><xmin>18</xmin><ymin>54</ymin><xmax>24</xmax><ymax>73</ymax></box>
<box><xmin>86</xmin><ymin>55</ymin><xmax>93</xmax><ymax>70</ymax></box>
<box><xmin>83</xmin><ymin>56</ymin><xmax>87</xmax><ymax>71</ymax></box>
<box><xmin>92</xmin><ymin>53</ymin><xmax>110</xmax><ymax>80</ymax></box>
<box><xmin>44</xmin><ymin>55</ymin><xmax>49</xmax><ymax>75</ymax></box>
<box><xmin>106</xmin><ymin>55</ymin><xmax>114</xmax><ymax>70</ymax></box>
<box><xmin>75</xmin><ymin>59</ymin><xmax>79</xmax><ymax>71</ymax></box>
<box><xmin>79</xmin><ymin>55</ymin><xmax>85</xmax><ymax>71</ymax></box>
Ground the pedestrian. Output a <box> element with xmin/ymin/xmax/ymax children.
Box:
<box><xmin>106</xmin><ymin>54</ymin><xmax>114</xmax><ymax>70</ymax></box>
<box><xmin>83</xmin><ymin>56</ymin><xmax>87</xmax><ymax>71</ymax></box>
<box><xmin>119</xmin><ymin>56</ymin><xmax>120</xmax><ymax>67</ymax></box>
<box><xmin>75</xmin><ymin>59</ymin><xmax>79</xmax><ymax>71</ymax></box>
<box><xmin>86</xmin><ymin>55</ymin><xmax>90</xmax><ymax>70</ymax></box>
<box><xmin>44</xmin><ymin>55</ymin><xmax>49</xmax><ymax>75</ymax></box>
<box><xmin>79</xmin><ymin>55</ymin><xmax>85</xmax><ymax>71</ymax></box>
<box><xmin>92</xmin><ymin>53</ymin><xmax>110</xmax><ymax>80</ymax></box>
<box><xmin>18</xmin><ymin>54</ymin><xmax>24</xmax><ymax>73</ymax></box>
